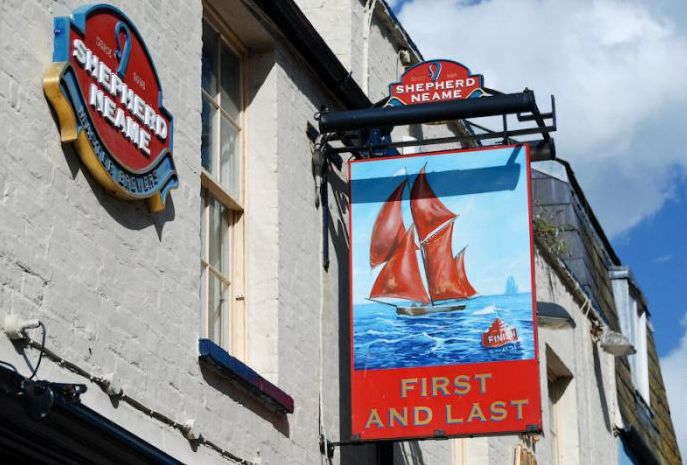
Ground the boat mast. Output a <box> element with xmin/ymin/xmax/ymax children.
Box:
<box><xmin>405</xmin><ymin>167</ymin><xmax>435</xmax><ymax>307</ymax></box>
<box><xmin>416</xmin><ymin>229</ymin><xmax>436</xmax><ymax>307</ymax></box>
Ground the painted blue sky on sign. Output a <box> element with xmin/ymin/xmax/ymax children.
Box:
<box><xmin>350</xmin><ymin>146</ymin><xmax>532</xmax><ymax>305</ymax></box>
<box><xmin>387</xmin><ymin>0</ymin><xmax>687</xmax><ymax>454</ymax></box>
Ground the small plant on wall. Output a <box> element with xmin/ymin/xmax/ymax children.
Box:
<box><xmin>533</xmin><ymin>204</ymin><xmax>570</xmax><ymax>258</ymax></box>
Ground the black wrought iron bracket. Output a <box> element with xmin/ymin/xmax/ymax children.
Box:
<box><xmin>319</xmin><ymin>435</ymin><xmax>367</xmax><ymax>460</ymax></box>
<box><xmin>314</xmin><ymin>89</ymin><xmax>557</xmax><ymax>161</ymax></box>
<box><xmin>309</xmin><ymin>89</ymin><xmax>556</xmax><ymax>272</ymax></box>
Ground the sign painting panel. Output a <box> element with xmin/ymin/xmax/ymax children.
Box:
<box><xmin>349</xmin><ymin>145</ymin><xmax>542</xmax><ymax>441</ymax></box>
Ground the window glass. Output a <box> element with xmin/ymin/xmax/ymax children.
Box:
<box><xmin>202</xmin><ymin>23</ymin><xmax>218</xmax><ymax>96</ymax></box>
<box><xmin>200</xmin><ymin>189</ymin><xmax>208</xmax><ymax>256</ymax></box>
<box><xmin>208</xmin><ymin>198</ymin><xmax>226</xmax><ymax>271</ymax></box>
<box><xmin>220</xmin><ymin>42</ymin><xmax>241</xmax><ymax>121</ymax></box>
<box><xmin>220</xmin><ymin>116</ymin><xmax>240</xmax><ymax>200</ymax></box>
<box><xmin>200</xmin><ymin>18</ymin><xmax>244</xmax><ymax>358</ymax></box>
<box><xmin>208</xmin><ymin>273</ymin><xmax>224</xmax><ymax>344</ymax></box>
<box><xmin>201</xmin><ymin>98</ymin><xmax>217</xmax><ymax>174</ymax></box>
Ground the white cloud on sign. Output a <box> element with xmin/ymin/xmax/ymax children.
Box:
<box><xmin>394</xmin><ymin>0</ymin><xmax>687</xmax><ymax>236</ymax></box>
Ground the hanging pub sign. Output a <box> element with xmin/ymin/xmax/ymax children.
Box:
<box><xmin>44</xmin><ymin>5</ymin><xmax>177</xmax><ymax>212</ymax></box>
<box><xmin>388</xmin><ymin>59</ymin><xmax>487</xmax><ymax>106</ymax></box>
<box><xmin>348</xmin><ymin>145</ymin><xmax>542</xmax><ymax>441</ymax></box>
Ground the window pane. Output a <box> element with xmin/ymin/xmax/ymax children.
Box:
<box><xmin>208</xmin><ymin>273</ymin><xmax>224</xmax><ymax>344</ymax></box>
<box><xmin>220</xmin><ymin>116</ymin><xmax>241</xmax><ymax>200</ymax></box>
<box><xmin>219</xmin><ymin>42</ymin><xmax>241</xmax><ymax>121</ymax></box>
<box><xmin>201</xmin><ymin>98</ymin><xmax>217</xmax><ymax>174</ymax></box>
<box><xmin>202</xmin><ymin>22</ymin><xmax>218</xmax><ymax>96</ymax></box>
<box><xmin>225</xmin><ymin>210</ymin><xmax>233</xmax><ymax>278</ymax></box>
<box><xmin>200</xmin><ymin>190</ymin><xmax>207</xmax><ymax>259</ymax></box>
<box><xmin>208</xmin><ymin>198</ymin><xmax>226</xmax><ymax>271</ymax></box>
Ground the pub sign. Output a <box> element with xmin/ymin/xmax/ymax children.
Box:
<box><xmin>44</xmin><ymin>4</ymin><xmax>178</xmax><ymax>212</ymax></box>
<box><xmin>348</xmin><ymin>145</ymin><xmax>542</xmax><ymax>441</ymax></box>
<box><xmin>389</xmin><ymin>59</ymin><xmax>487</xmax><ymax>106</ymax></box>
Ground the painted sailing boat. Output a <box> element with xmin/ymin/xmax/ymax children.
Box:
<box><xmin>368</xmin><ymin>167</ymin><xmax>477</xmax><ymax>316</ymax></box>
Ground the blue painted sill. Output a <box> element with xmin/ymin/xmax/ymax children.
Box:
<box><xmin>198</xmin><ymin>339</ymin><xmax>294</xmax><ymax>414</ymax></box>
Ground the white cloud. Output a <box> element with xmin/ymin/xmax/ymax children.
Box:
<box><xmin>395</xmin><ymin>0</ymin><xmax>687</xmax><ymax>236</ymax></box>
<box><xmin>660</xmin><ymin>311</ymin><xmax>687</xmax><ymax>458</ymax></box>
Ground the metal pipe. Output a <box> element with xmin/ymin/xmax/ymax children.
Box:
<box><xmin>325</xmin><ymin>127</ymin><xmax>555</xmax><ymax>156</ymax></box>
<box><xmin>318</xmin><ymin>91</ymin><xmax>537</xmax><ymax>133</ymax></box>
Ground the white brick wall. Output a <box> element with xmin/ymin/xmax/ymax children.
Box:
<box><xmin>0</xmin><ymin>0</ymin><xmax>387</xmax><ymax>463</ymax></box>
<box><xmin>0</xmin><ymin>0</ymin><xmax>222</xmax><ymax>461</ymax></box>
<box><xmin>294</xmin><ymin>0</ymin><xmax>355</xmax><ymax>73</ymax></box>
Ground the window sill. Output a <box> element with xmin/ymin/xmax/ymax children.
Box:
<box><xmin>198</xmin><ymin>339</ymin><xmax>294</xmax><ymax>414</ymax></box>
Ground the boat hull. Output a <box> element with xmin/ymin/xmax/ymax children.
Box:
<box><xmin>396</xmin><ymin>304</ymin><xmax>466</xmax><ymax>316</ymax></box>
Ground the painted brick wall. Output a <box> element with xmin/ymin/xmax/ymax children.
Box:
<box><xmin>0</xmin><ymin>0</ymin><xmax>399</xmax><ymax>463</ymax></box>
<box><xmin>0</xmin><ymin>0</ymin><xmax>352</xmax><ymax>463</ymax></box>
<box><xmin>366</xmin><ymin>13</ymin><xmax>403</xmax><ymax>101</ymax></box>
<box><xmin>293</xmin><ymin>0</ymin><xmax>355</xmax><ymax>73</ymax></box>
<box><xmin>0</xmin><ymin>0</ymin><xmax>228</xmax><ymax>462</ymax></box>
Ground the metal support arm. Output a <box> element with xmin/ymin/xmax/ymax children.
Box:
<box><xmin>318</xmin><ymin>91</ymin><xmax>537</xmax><ymax>133</ymax></box>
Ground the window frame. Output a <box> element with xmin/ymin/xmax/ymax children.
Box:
<box><xmin>200</xmin><ymin>14</ymin><xmax>247</xmax><ymax>360</ymax></box>
<box><xmin>612</xmin><ymin>271</ymin><xmax>652</xmax><ymax>407</ymax></box>
<box><xmin>632</xmin><ymin>301</ymin><xmax>650</xmax><ymax>404</ymax></box>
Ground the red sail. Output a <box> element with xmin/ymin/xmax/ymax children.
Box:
<box><xmin>369</xmin><ymin>226</ymin><xmax>430</xmax><ymax>304</ymax></box>
<box><xmin>423</xmin><ymin>223</ymin><xmax>471</xmax><ymax>301</ymax></box>
<box><xmin>410</xmin><ymin>167</ymin><xmax>456</xmax><ymax>242</ymax></box>
<box><xmin>455</xmin><ymin>247</ymin><xmax>477</xmax><ymax>297</ymax></box>
<box><xmin>370</xmin><ymin>180</ymin><xmax>407</xmax><ymax>267</ymax></box>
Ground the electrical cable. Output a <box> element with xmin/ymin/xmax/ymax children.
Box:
<box><xmin>21</xmin><ymin>332</ymin><xmax>255</xmax><ymax>465</ymax></box>
<box><xmin>29</xmin><ymin>321</ymin><xmax>46</xmax><ymax>380</ymax></box>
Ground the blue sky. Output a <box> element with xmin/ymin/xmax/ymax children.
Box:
<box><xmin>387</xmin><ymin>0</ymin><xmax>687</xmax><ymax>453</ymax></box>
<box><xmin>614</xmin><ymin>191</ymin><xmax>687</xmax><ymax>354</ymax></box>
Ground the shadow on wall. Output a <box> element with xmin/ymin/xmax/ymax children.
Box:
<box><xmin>397</xmin><ymin>440</ymin><xmax>427</xmax><ymax>465</ymax></box>
<box><xmin>592</xmin><ymin>343</ymin><xmax>611</xmax><ymax>433</ymax></box>
<box><xmin>46</xmin><ymin>99</ymin><xmax>176</xmax><ymax>240</ymax></box>
<box><xmin>199</xmin><ymin>363</ymin><xmax>290</xmax><ymax>438</ymax></box>
<box><xmin>327</xmin><ymin>163</ymin><xmax>378</xmax><ymax>463</ymax></box>
<box><xmin>328</xmin><ymin>165</ymin><xmax>352</xmax><ymax>435</ymax></box>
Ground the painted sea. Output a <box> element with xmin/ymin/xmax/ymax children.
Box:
<box><xmin>353</xmin><ymin>293</ymin><xmax>535</xmax><ymax>371</ymax></box>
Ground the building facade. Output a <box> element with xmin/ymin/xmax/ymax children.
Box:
<box><xmin>0</xmin><ymin>0</ymin><xmax>680</xmax><ymax>464</ymax></box>
<box><xmin>533</xmin><ymin>160</ymin><xmax>683</xmax><ymax>465</ymax></box>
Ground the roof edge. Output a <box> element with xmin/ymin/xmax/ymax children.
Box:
<box><xmin>553</xmin><ymin>158</ymin><xmax>622</xmax><ymax>266</ymax></box>
<box><xmin>251</xmin><ymin>0</ymin><xmax>371</xmax><ymax>110</ymax></box>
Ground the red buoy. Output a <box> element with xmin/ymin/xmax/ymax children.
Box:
<box><xmin>481</xmin><ymin>318</ymin><xmax>519</xmax><ymax>348</ymax></box>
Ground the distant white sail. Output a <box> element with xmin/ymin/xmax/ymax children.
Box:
<box><xmin>505</xmin><ymin>275</ymin><xmax>519</xmax><ymax>295</ymax></box>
